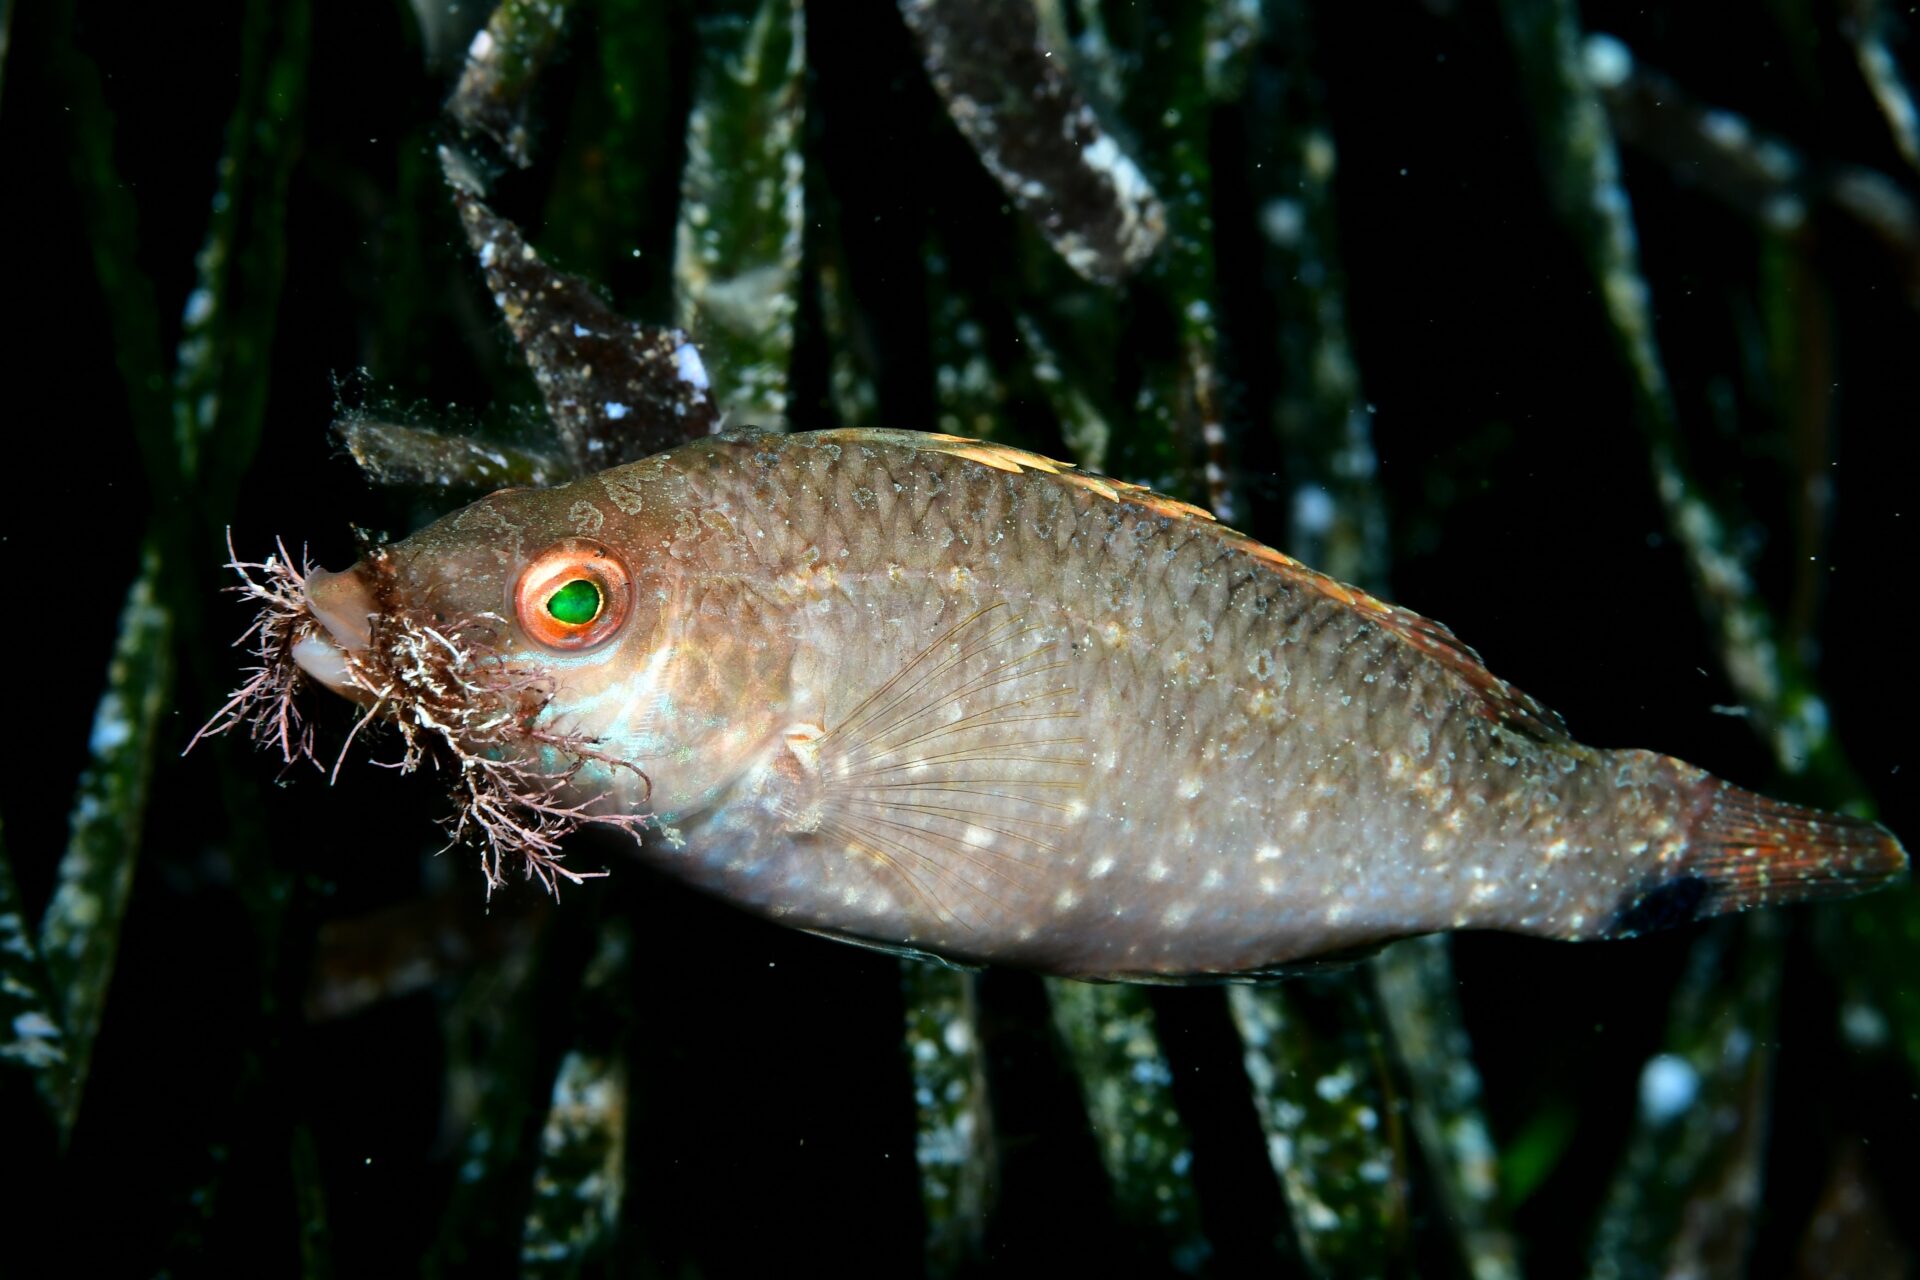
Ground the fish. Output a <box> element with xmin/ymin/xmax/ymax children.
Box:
<box><xmin>205</xmin><ymin>428</ymin><xmax>1909</xmax><ymax>981</ymax></box>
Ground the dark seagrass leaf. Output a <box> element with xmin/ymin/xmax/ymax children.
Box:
<box><xmin>673</xmin><ymin>0</ymin><xmax>807</xmax><ymax>432</ymax></box>
<box><xmin>899</xmin><ymin>0</ymin><xmax>1165</xmax><ymax>286</ymax></box>
<box><xmin>446</xmin><ymin>0</ymin><xmax>578</xmax><ymax>167</ymax></box>
<box><xmin>444</xmin><ymin>153</ymin><xmax>722</xmax><ymax>475</ymax></box>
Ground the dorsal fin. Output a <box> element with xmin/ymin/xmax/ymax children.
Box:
<box><xmin>810</xmin><ymin>429</ymin><xmax>1572</xmax><ymax>744</ymax></box>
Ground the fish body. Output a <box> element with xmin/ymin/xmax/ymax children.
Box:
<box><xmin>275</xmin><ymin>429</ymin><xmax>1905</xmax><ymax>980</ymax></box>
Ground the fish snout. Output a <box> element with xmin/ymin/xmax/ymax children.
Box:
<box><xmin>294</xmin><ymin>565</ymin><xmax>379</xmax><ymax>696</ymax></box>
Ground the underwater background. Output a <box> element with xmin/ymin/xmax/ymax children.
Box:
<box><xmin>2</xmin><ymin>0</ymin><xmax>1917</xmax><ymax>1274</ymax></box>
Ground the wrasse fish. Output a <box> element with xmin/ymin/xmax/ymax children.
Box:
<box><xmin>210</xmin><ymin>429</ymin><xmax>1908</xmax><ymax>981</ymax></box>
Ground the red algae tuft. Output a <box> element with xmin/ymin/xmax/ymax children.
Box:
<box><xmin>196</xmin><ymin>538</ymin><xmax>650</xmax><ymax>895</ymax></box>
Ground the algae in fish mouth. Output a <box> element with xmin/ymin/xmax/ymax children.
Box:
<box><xmin>195</xmin><ymin>537</ymin><xmax>649</xmax><ymax>894</ymax></box>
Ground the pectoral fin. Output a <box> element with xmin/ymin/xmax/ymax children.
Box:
<box><xmin>781</xmin><ymin>602</ymin><xmax>1090</xmax><ymax>931</ymax></box>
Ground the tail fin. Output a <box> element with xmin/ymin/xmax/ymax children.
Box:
<box><xmin>1606</xmin><ymin>779</ymin><xmax>1909</xmax><ymax>939</ymax></box>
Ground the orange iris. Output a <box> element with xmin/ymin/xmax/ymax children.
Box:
<box><xmin>513</xmin><ymin>539</ymin><xmax>633</xmax><ymax>651</ymax></box>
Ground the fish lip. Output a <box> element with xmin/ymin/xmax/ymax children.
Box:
<box><xmin>305</xmin><ymin>566</ymin><xmax>377</xmax><ymax>649</ymax></box>
<box><xmin>295</xmin><ymin>566</ymin><xmax>378</xmax><ymax>699</ymax></box>
<box><xmin>292</xmin><ymin>631</ymin><xmax>360</xmax><ymax>698</ymax></box>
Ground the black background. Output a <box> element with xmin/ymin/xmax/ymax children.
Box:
<box><xmin>1</xmin><ymin>0</ymin><xmax>1915</xmax><ymax>1275</ymax></box>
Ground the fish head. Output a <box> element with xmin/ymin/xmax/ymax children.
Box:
<box><xmin>218</xmin><ymin>463</ymin><xmax>793</xmax><ymax>889</ymax></box>
<box><xmin>295</xmin><ymin>483</ymin><xmax>660</xmax><ymax>715</ymax></box>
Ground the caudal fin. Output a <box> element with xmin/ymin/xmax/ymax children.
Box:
<box><xmin>1607</xmin><ymin>780</ymin><xmax>1909</xmax><ymax>939</ymax></box>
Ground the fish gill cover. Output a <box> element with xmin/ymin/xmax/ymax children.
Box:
<box><xmin>2</xmin><ymin>0</ymin><xmax>1917</xmax><ymax>1275</ymax></box>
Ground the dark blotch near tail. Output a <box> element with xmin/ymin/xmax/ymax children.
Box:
<box><xmin>1608</xmin><ymin>874</ymin><xmax>1713</xmax><ymax>939</ymax></box>
<box><xmin>1605</xmin><ymin>777</ymin><xmax>1909</xmax><ymax>940</ymax></box>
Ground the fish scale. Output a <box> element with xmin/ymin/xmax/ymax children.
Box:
<box><xmin>242</xmin><ymin>429</ymin><xmax>1906</xmax><ymax>979</ymax></box>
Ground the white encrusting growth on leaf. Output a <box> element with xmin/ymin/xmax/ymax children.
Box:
<box><xmin>673</xmin><ymin>341</ymin><xmax>709</xmax><ymax>390</ymax></box>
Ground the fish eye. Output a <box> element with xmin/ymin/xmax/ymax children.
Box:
<box><xmin>513</xmin><ymin>539</ymin><xmax>632</xmax><ymax>651</ymax></box>
<box><xmin>545</xmin><ymin>579</ymin><xmax>602</xmax><ymax>625</ymax></box>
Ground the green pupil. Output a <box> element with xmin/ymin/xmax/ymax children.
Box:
<box><xmin>545</xmin><ymin>579</ymin><xmax>602</xmax><ymax>626</ymax></box>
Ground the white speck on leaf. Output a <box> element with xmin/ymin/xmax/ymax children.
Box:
<box><xmin>1639</xmin><ymin>1053</ymin><xmax>1699</xmax><ymax>1125</ymax></box>
<box><xmin>673</xmin><ymin>342</ymin><xmax>710</xmax><ymax>391</ymax></box>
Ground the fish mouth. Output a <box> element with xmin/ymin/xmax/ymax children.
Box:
<box><xmin>200</xmin><ymin>539</ymin><xmax>648</xmax><ymax>895</ymax></box>
<box><xmin>293</xmin><ymin>565</ymin><xmax>378</xmax><ymax>699</ymax></box>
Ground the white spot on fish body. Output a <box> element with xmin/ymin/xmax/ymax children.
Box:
<box><xmin>1256</xmin><ymin>844</ymin><xmax>1281</xmax><ymax>863</ymax></box>
<box><xmin>1147</xmin><ymin>859</ymin><xmax>1171</xmax><ymax>882</ymax></box>
<box><xmin>1090</xmin><ymin>856</ymin><xmax>1116</xmax><ymax>879</ymax></box>
<box><xmin>1054</xmin><ymin>888</ymin><xmax>1079</xmax><ymax>912</ymax></box>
